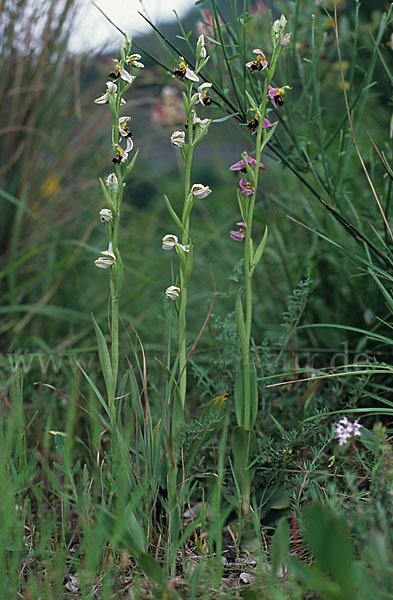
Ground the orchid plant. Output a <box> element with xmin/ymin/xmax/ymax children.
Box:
<box><xmin>163</xmin><ymin>34</ymin><xmax>212</xmax><ymax>411</ymax></box>
<box><xmin>93</xmin><ymin>35</ymin><xmax>142</xmax><ymax>417</ymax></box>
<box><xmin>229</xmin><ymin>15</ymin><xmax>291</xmax><ymax>520</ymax></box>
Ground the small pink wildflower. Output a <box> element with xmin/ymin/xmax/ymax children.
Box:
<box><xmin>239</xmin><ymin>178</ymin><xmax>255</xmax><ymax>196</ymax></box>
<box><xmin>230</xmin><ymin>222</ymin><xmax>246</xmax><ymax>242</ymax></box>
<box><xmin>334</xmin><ymin>416</ymin><xmax>362</xmax><ymax>446</ymax></box>
<box><xmin>246</xmin><ymin>49</ymin><xmax>268</xmax><ymax>73</ymax></box>
<box><xmin>230</xmin><ymin>156</ymin><xmax>265</xmax><ymax>173</ymax></box>
<box><xmin>197</xmin><ymin>9</ymin><xmax>223</xmax><ymax>45</ymax></box>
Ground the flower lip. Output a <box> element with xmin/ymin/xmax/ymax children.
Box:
<box><xmin>230</xmin><ymin>156</ymin><xmax>265</xmax><ymax>172</ymax></box>
<box><xmin>246</xmin><ymin>48</ymin><xmax>268</xmax><ymax>72</ymax></box>
<box><xmin>268</xmin><ymin>84</ymin><xmax>290</xmax><ymax>107</ymax></box>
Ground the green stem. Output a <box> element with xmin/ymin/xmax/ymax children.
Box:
<box><xmin>177</xmin><ymin>97</ymin><xmax>194</xmax><ymax>408</ymax></box>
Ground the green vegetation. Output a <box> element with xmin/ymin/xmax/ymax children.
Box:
<box><xmin>1</xmin><ymin>0</ymin><xmax>393</xmax><ymax>597</ymax></box>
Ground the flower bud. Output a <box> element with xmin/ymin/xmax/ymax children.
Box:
<box><xmin>272</xmin><ymin>14</ymin><xmax>287</xmax><ymax>35</ymax></box>
<box><xmin>197</xmin><ymin>34</ymin><xmax>206</xmax><ymax>59</ymax></box>
<box><xmin>280</xmin><ymin>33</ymin><xmax>292</xmax><ymax>47</ymax></box>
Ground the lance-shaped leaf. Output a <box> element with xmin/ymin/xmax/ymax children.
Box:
<box><xmin>237</xmin><ymin>188</ymin><xmax>248</xmax><ymax>224</ymax></box>
<box><xmin>231</xmin><ymin>425</ymin><xmax>257</xmax><ymax>491</ymax></box>
<box><xmin>250</xmin><ymin>226</ymin><xmax>268</xmax><ymax>276</ymax></box>
<box><xmin>164</xmin><ymin>195</ymin><xmax>184</xmax><ymax>232</ymax></box>
<box><xmin>261</xmin><ymin>121</ymin><xmax>278</xmax><ymax>150</ymax></box>
<box><xmin>245</xmin><ymin>89</ymin><xmax>258</xmax><ymax>111</ymax></box>
<box><xmin>234</xmin><ymin>361</ymin><xmax>258</xmax><ymax>428</ymax></box>
<box><xmin>125</xmin><ymin>147</ymin><xmax>139</xmax><ymax>176</ymax></box>
<box><xmin>91</xmin><ymin>314</ymin><xmax>114</xmax><ymax>400</ymax></box>
<box><xmin>235</xmin><ymin>293</ymin><xmax>247</xmax><ymax>357</ymax></box>
<box><xmin>182</xmin><ymin>192</ymin><xmax>194</xmax><ymax>225</ymax></box>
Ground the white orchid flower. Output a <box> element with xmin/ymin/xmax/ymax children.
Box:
<box><xmin>118</xmin><ymin>116</ymin><xmax>132</xmax><ymax>138</ymax></box>
<box><xmin>99</xmin><ymin>208</ymin><xmax>113</xmax><ymax>223</ymax></box>
<box><xmin>95</xmin><ymin>243</ymin><xmax>117</xmax><ymax>268</ymax></box>
<box><xmin>94</xmin><ymin>81</ymin><xmax>126</xmax><ymax>105</ymax></box>
<box><xmin>127</xmin><ymin>53</ymin><xmax>144</xmax><ymax>68</ymax></box>
<box><xmin>162</xmin><ymin>234</ymin><xmax>178</xmax><ymax>250</ymax></box>
<box><xmin>165</xmin><ymin>285</ymin><xmax>181</xmax><ymax>300</ymax></box>
<box><xmin>113</xmin><ymin>137</ymin><xmax>133</xmax><ymax>164</ymax></box>
<box><xmin>171</xmin><ymin>131</ymin><xmax>186</xmax><ymax>147</ymax></box>
<box><xmin>191</xmin><ymin>183</ymin><xmax>211</xmax><ymax>199</ymax></box>
<box><xmin>105</xmin><ymin>173</ymin><xmax>119</xmax><ymax>192</ymax></box>
<box><xmin>197</xmin><ymin>82</ymin><xmax>212</xmax><ymax>106</ymax></box>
